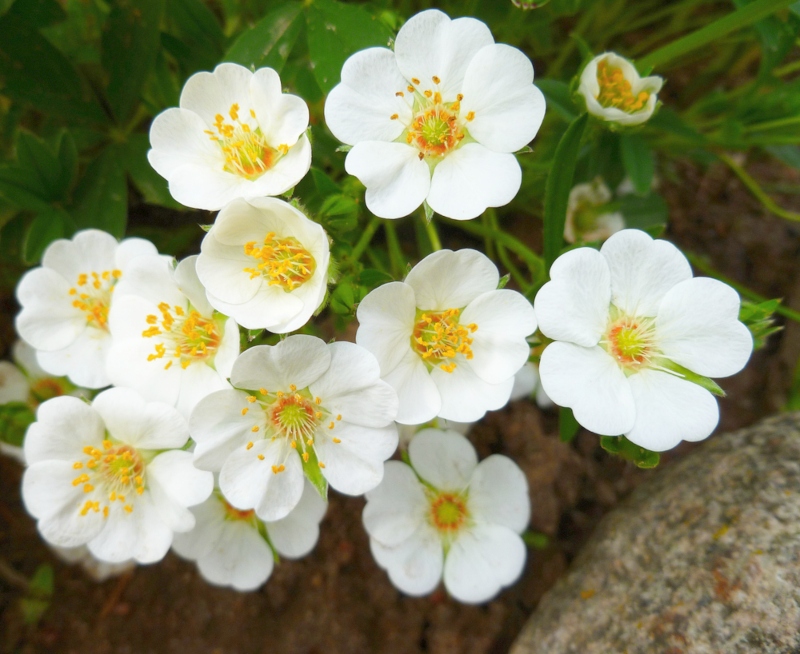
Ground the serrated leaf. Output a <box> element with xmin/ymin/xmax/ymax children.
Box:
<box><xmin>102</xmin><ymin>0</ymin><xmax>165</xmax><ymax>123</ymax></box>
<box><xmin>225</xmin><ymin>2</ymin><xmax>303</xmax><ymax>72</ymax></box>
<box><xmin>305</xmin><ymin>0</ymin><xmax>394</xmax><ymax>94</ymax></box>
<box><xmin>620</xmin><ymin>133</ymin><xmax>655</xmax><ymax>196</ymax></box>
<box><xmin>23</xmin><ymin>208</ymin><xmax>68</xmax><ymax>265</ymax></box>
<box><xmin>71</xmin><ymin>147</ymin><xmax>127</xmax><ymax>238</ymax></box>
<box><xmin>302</xmin><ymin>446</ymin><xmax>328</xmax><ymax>501</ymax></box>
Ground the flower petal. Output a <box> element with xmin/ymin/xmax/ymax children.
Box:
<box><xmin>197</xmin><ymin>520</ymin><xmax>274</xmax><ymax>591</ymax></box>
<box><xmin>190</xmin><ymin>389</ymin><xmax>255</xmax><ymax>471</ymax></box>
<box><xmin>165</xmin><ymin>163</ymin><xmax>247</xmax><ymax>211</ymax></box>
<box><xmin>250</xmin><ymin>67</ymin><xmax>309</xmax><ymax>147</ymax></box>
<box><xmin>539</xmin><ymin>342</ymin><xmax>635</xmax><ymax>436</ymax></box>
<box><xmin>147</xmin><ymin>108</ymin><xmax>221</xmax><ymax>179</ymax></box>
<box><xmin>42</xmin><ymin>229</ymin><xmax>118</xmax><ymax>280</ymax></box>
<box><xmin>656</xmin><ymin>277</ymin><xmax>753</xmax><ymax>378</ymax></box>
<box><xmin>179</xmin><ymin>63</ymin><xmax>253</xmax><ymax>127</ymax></box>
<box><xmin>148</xmin><ymin>450</ymin><xmax>213</xmax><ymax>508</ymax></box>
<box><xmin>427</xmin><ymin>143</ymin><xmax>521</xmax><ymax>220</ymax></box>
<box><xmin>384</xmin><ymin>349</ymin><xmax>441</xmax><ymax>425</ymax></box>
<box><xmin>266</xmin><ymin>479</ymin><xmax>327</xmax><ymax>558</ymax></box>
<box><xmin>467</xmin><ymin>455</ymin><xmax>529</xmax><ymax>533</ymax></box>
<box><xmin>431</xmin><ymin>364</ymin><xmax>514</xmax><ymax>423</ymax></box>
<box><xmin>345</xmin><ymin>142</ymin><xmax>430</xmax><ymax>219</ymax></box>
<box><xmin>370</xmin><ymin>525</ymin><xmax>443</xmax><ymax>596</ymax></box>
<box><xmin>35</xmin><ymin>332</ymin><xmax>111</xmax><ymax>389</ymax></box>
<box><xmin>408</xmin><ymin>428</ymin><xmax>477</xmax><ymax>490</ymax></box>
<box><xmin>460</xmin><ymin>44</ymin><xmax>546</xmax><ymax>152</ymax></box>
<box><xmin>405</xmin><ymin>249</ymin><xmax>499</xmax><ymax>310</ymax></box>
<box><xmin>356</xmin><ymin>281</ymin><xmax>417</xmax><ymax>376</ymax></box>
<box><xmin>24</xmin><ymin>396</ymin><xmax>104</xmax><ymax>465</ymax></box>
<box><xmin>16</xmin><ymin>268</ymin><xmax>85</xmax><ymax>351</ymax></box>
<box><xmin>230</xmin><ymin>336</ymin><xmax>331</xmax><ymax>392</ymax></box>
<box><xmin>255</xmin><ymin>447</ymin><xmax>304</xmax><ymax>522</ymax></box>
<box><xmin>364</xmin><ymin>461</ymin><xmax>428</xmax><ymax>548</ymax></box>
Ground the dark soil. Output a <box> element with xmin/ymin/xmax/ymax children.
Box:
<box><xmin>1</xmin><ymin>157</ymin><xmax>800</xmax><ymax>653</ymax></box>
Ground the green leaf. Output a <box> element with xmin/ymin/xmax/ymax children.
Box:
<box><xmin>619</xmin><ymin>133</ymin><xmax>655</xmax><ymax>196</ymax></box>
<box><xmin>319</xmin><ymin>194</ymin><xmax>359</xmax><ymax>233</ymax></box>
<box><xmin>559</xmin><ymin>406</ymin><xmax>580</xmax><ymax>443</ymax></box>
<box><xmin>71</xmin><ymin>148</ymin><xmax>128</xmax><ymax>238</ymax></box>
<box><xmin>5</xmin><ymin>0</ymin><xmax>64</xmax><ymax>26</ymax></box>
<box><xmin>23</xmin><ymin>207</ymin><xmax>68</xmax><ymax>265</ymax></box>
<box><xmin>356</xmin><ymin>268</ymin><xmax>393</xmax><ymax>288</ymax></box>
<box><xmin>521</xmin><ymin>530</ymin><xmax>550</xmax><ymax>549</ymax></box>
<box><xmin>0</xmin><ymin>165</ymin><xmax>54</xmax><ymax>212</ymax></box>
<box><xmin>305</xmin><ymin>0</ymin><xmax>394</xmax><ymax>94</ymax></box>
<box><xmin>118</xmin><ymin>134</ymin><xmax>184</xmax><ymax>210</ymax></box>
<box><xmin>15</xmin><ymin>130</ymin><xmax>66</xmax><ymax>201</ymax></box>
<box><xmin>28</xmin><ymin>564</ymin><xmax>54</xmax><ymax>597</ymax></box>
<box><xmin>20</xmin><ymin>599</ymin><xmax>50</xmax><ymax>626</ymax></box>
<box><xmin>301</xmin><ymin>446</ymin><xmax>328</xmax><ymax>501</ymax></box>
<box><xmin>55</xmin><ymin>130</ymin><xmax>78</xmax><ymax>198</ymax></box>
<box><xmin>0</xmin><ymin>402</ymin><xmax>35</xmax><ymax>448</ymax></box>
<box><xmin>330</xmin><ymin>281</ymin><xmax>356</xmax><ymax>314</ymax></box>
<box><xmin>739</xmin><ymin>298</ymin><xmax>782</xmax><ymax>349</ymax></box>
<box><xmin>600</xmin><ymin>435</ymin><xmax>660</xmax><ymax>468</ymax></box>
<box><xmin>225</xmin><ymin>2</ymin><xmax>303</xmax><ymax>72</ymax></box>
<box><xmin>657</xmin><ymin>359</ymin><xmax>726</xmax><ymax>397</ymax></box>
<box><xmin>536</xmin><ymin>79</ymin><xmax>578</xmax><ymax>122</ymax></box>
<box><xmin>0</xmin><ymin>0</ymin><xmax>15</xmax><ymax>20</ymax></box>
<box><xmin>164</xmin><ymin>0</ymin><xmax>224</xmax><ymax>73</ymax></box>
<box><xmin>543</xmin><ymin>113</ymin><xmax>588</xmax><ymax>271</ymax></box>
<box><xmin>102</xmin><ymin>0</ymin><xmax>165</xmax><ymax>123</ymax></box>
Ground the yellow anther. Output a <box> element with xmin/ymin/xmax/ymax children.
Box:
<box><xmin>396</xmin><ymin>91</ymin><xmax>404</xmax><ymax>97</ymax></box>
<box><xmin>241</xmin><ymin>407</ymin><xmax>249</xmax><ymax>415</ymax></box>
<box><xmin>124</xmin><ymin>505</ymin><xmax>133</xmax><ymax>514</ymax></box>
<box><xmin>336</xmin><ymin>414</ymin><xmax>342</xmax><ymax>421</ymax></box>
<box><xmin>466</xmin><ymin>111</ymin><xmax>475</xmax><ymax>121</ymax></box>
<box><xmin>258</xmin><ymin>454</ymin><xmax>265</xmax><ymax>461</ymax></box>
<box><xmin>328</xmin><ymin>421</ymin><xmax>335</xmax><ymax>429</ymax></box>
<box><xmin>289</xmin><ymin>384</ymin><xmax>296</xmax><ymax>392</ymax></box>
<box><xmin>318</xmin><ymin>462</ymin><xmax>326</xmax><ymax>469</ymax></box>
<box><xmin>411</xmin><ymin>77</ymin><xmax>420</xmax><ymax>85</ymax></box>
<box><xmin>102</xmin><ymin>440</ymin><xmax>112</xmax><ymax>450</ymax></box>
<box><xmin>432</xmin><ymin>75</ymin><xmax>441</xmax><ymax>84</ymax></box>
<box><xmin>302</xmin><ymin>452</ymin><xmax>309</xmax><ymax>462</ymax></box>
<box><xmin>315</xmin><ymin>397</ymin><xmax>321</xmax><ymax>405</ymax></box>
<box><xmin>251</xmin><ymin>425</ymin><xmax>260</xmax><ymax>433</ymax></box>
<box><xmin>103</xmin><ymin>506</ymin><xmax>109</xmax><ymax>518</ymax></box>
<box><xmin>246</xmin><ymin>442</ymin><xmax>254</xmax><ymax>450</ymax></box>
<box><xmin>333</xmin><ymin>437</ymin><xmax>341</xmax><ymax>444</ymax></box>
<box><xmin>390</xmin><ymin>113</ymin><xmax>399</xmax><ymax>120</ymax></box>
<box><xmin>73</xmin><ymin>462</ymin><xmax>83</xmax><ymax>469</ymax></box>
<box><xmin>290</xmin><ymin>441</ymin><xmax>297</xmax><ymax>449</ymax></box>
<box><xmin>247</xmin><ymin>395</ymin><xmax>257</xmax><ymax>403</ymax></box>
<box><xmin>424</xmin><ymin>89</ymin><xmax>432</xmax><ymax>98</ymax></box>
<box><xmin>83</xmin><ymin>484</ymin><xmax>94</xmax><ymax>493</ymax></box>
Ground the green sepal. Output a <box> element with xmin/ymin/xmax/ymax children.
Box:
<box><xmin>423</xmin><ymin>201</ymin><xmax>434</xmax><ymax>224</ymax></box>
<box><xmin>521</xmin><ymin>530</ymin><xmax>549</xmax><ymax>549</ymax></box>
<box><xmin>302</xmin><ymin>447</ymin><xmax>329</xmax><ymax>501</ymax></box>
<box><xmin>657</xmin><ymin>359</ymin><xmax>726</xmax><ymax>397</ymax></box>
<box><xmin>600</xmin><ymin>435</ymin><xmax>660</xmax><ymax>469</ymax></box>
<box><xmin>497</xmin><ymin>274</ymin><xmax>510</xmax><ymax>290</ymax></box>
<box><xmin>739</xmin><ymin>298</ymin><xmax>782</xmax><ymax>350</ymax></box>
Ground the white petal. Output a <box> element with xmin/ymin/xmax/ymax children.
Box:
<box><xmin>431</xmin><ymin>364</ymin><xmax>514</xmax><ymax>423</ymax></box>
<box><xmin>173</xmin><ymin>255</ymin><xmax>213</xmax><ymax>316</ymax></box>
<box><xmin>16</xmin><ymin>268</ymin><xmax>85</xmax><ymax>351</ymax></box>
<box><xmin>656</xmin><ymin>277</ymin><xmax>753</xmax><ymax>378</ymax></box>
<box><xmin>255</xmin><ymin>448</ymin><xmax>304</xmax><ymax>522</ymax></box>
<box><xmin>147</xmin><ymin>108</ymin><xmax>221</xmax><ymax>179</ymax></box>
<box><xmin>230</xmin><ymin>336</ymin><xmax>331</xmax><ymax>392</ymax></box>
<box><xmin>461</xmin><ymin>290</ymin><xmax>536</xmax><ymax>384</ymax></box>
<box><xmin>405</xmin><ymin>249</ymin><xmax>499</xmax><ymax>310</ymax></box>
<box><xmin>22</xmin><ymin>460</ymin><xmax>85</xmax><ymax>521</ymax></box>
<box><xmin>174</xmin><ymin>361</ymin><xmax>231</xmax><ymax>419</ymax></box>
<box><xmin>206</xmin><ymin>285</ymin><xmax>304</xmax><ymax>332</ymax></box>
<box><xmin>24</xmin><ymin>396</ymin><xmax>104</xmax><ymax>465</ymax></box>
<box><xmin>539</xmin><ymin>342</ymin><xmax>635</xmax><ymax>436</ymax></box>
<box><xmin>166</xmin><ymin>163</ymin><xmax>247</xmax><ymax>211</ymax></box>
<box><xmin>243</xmin><ymin>133</ymin><xmax>312</xmax><ymax>197</ymax></box>
<box><xmin>345</xmin><ymin>142</ymin><xmax>430</xmax><ymax>219</ymax></box>
<box><xmin>626</xmin><ymin>369</ymin><xmax>719</xmax><ymax>451</ymax></box>
<box><xmin>460</xmin><ymin>44</ymin><xmax>546</xmax><ymax>152</ymax></box>
<box><xmin>427</xmin><ymin>144</ymin><xmax>521</xmax><ymax>220</ymax></box>
<box><xmin>114</xmin><ymin>237</ymin><xmax>159</xmax><ymax>269</ymax></box>
<box><xmin>266</xmin><ymin>479</ymin><xmax>327</xmax><ymax>558</ymax></box>
<box><xmin>190</xmin><ymin>390</ymin><xmax>256</xmax><ymax>471</ymax></box>
<box><xmin>370</xmin><ymin>526</ymin><xmax>443</xmax><ymax>596</ymax></box>
<box><xmin>197</xmin><ymin>520</ymin><xmax>274</xmax><ymax>591</ymax></box>
<box><xmin>364</xmin><ymin>461</ymin><xmax>428</xmax><ymax>548</ymax></box>
<box><xmin>13</xmin><ymin>340</ymin><xmax>46</xmax><ymax>378</ymax></box>
<box><xmin>384</xmin><ymin>349</ymin><xmax>441</xmax><ymax>425</ymax></box>
<box><xmin>250</xmin><ymin>67</ymin><xmax>309</xmax><ymax>147</ymax></box>
<box><xmin>324</xmin><ymin>48</ymin><xmax>411</xmax><ymax>145</ymax></box>
<box><xmin>509</xmin><ymin>362</ymin><xmax>537</xmax><ymax>402</ymax></box>
<box><xmin>148</xmin><ymin>450</ymin><xmax>214</xmax><ymax>508</ymax></box>
<box><xmin>356</xmin><ymin>281</ymin><xmax>417</xmax><ymax>376</ymax></box>
<box><xmin>42</xmin><ymin>229</ymin><xmax>118</xmax><ymax>279</ymax></box>
<box><xmin>171</xmin><ymin>496</ymin><xmax>225</xmax><ymax>561</ymax></box>
<box><xmin>35</xmin><ymin>331</ymin><xmax>111</xmax><ymax>389</ymax></box>
<box><xmin>408</xmin><ymin>428</ymin><xmax>477</xmax><ymax>490</ymax></box>
<box><xmin>130</xmin><ymin>493</ymin><xmax>177</xmax><ymax>563</ymax></box>
<box><xmin>443</xmin><ymin>524</ymin><xmax>525</xmax><ymax>603</ymax></box>
<box><xmin>467</xmin><ymin>455</ymin><xmax>529</xmax><ymax>533</ymax></box>
<box><xmin>533</xmin><ymin>246</ymin><xmax>610</xmax><ymax>347</ymax></box>
<box><xmin>600</xmin><ymin>229</ymin><xmax>692</xmax><ymax>317</ymax></box>
<box><xmin>395</xmin><ymin>10</ymin><xmax>494</xmax><ymax>102</ymax></box>
<box><xmin>179</xmin><ymin>63</ymin><xmax>253</xmax><ymax>127</ymax></box>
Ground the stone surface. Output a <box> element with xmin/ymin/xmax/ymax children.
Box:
<box><xmin>511</xmin><ymin>413</ymin><xmax>800</xmax><ymax>654</ymax></box>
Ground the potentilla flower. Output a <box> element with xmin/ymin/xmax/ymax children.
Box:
<box><xmin>324</xmin><ymin>9</ymin><xmax>546</xmax><ymax>220</ymax></box>
<box><xmin>148</xmin><ymin>63</ymin><xmax>311</xmax><ymax>211</ymax></box>
<box><xmin>578</xmin><ymin>53</ymin><xmax>663</xmax><ymax>127</ymax></box>
<box><xmin>534</xmin><ymin>229</ymin><xmax>753</xmax><ymax>451</ymax></box>
<box><xmin>22</xmin><ymin>388</ymin><xmax>213</xmax><ymax>564</ymax></box>
<box><xmin>509</xmin><ymin>361</ymin><xmax>553</xmax><ymax>409</ymax></box>
<box><xmin>190</xmin><ymin>335</ymin><xmax>398</xmax><ymax>521</ymax></box>
<box><xmin>172</xmin><ymin>479</ymin><xmax>326</xmax><ymax>591</ymax></box>
<box><xmin>107</xmin><ymin>255</ymin><xmax>240</xmax><ymax>418</ymax></box>
<box><xmin>196</xmin><ymin>197</ymin><xmax>330</xmax><ymax>332</ymax></box>
<box><xmin>563</xmin><ymin>178</ymin><xmax>624</xmax><ymax>244</ymax></box>
<box><xmin>15</xmin><ymin>230</ymin><xmax>160</xmax><ymax>389</ymax></box>
<box><xmin>363</xmin><ymin>428</ymin><xmax>529</xmax><ymax>603</ymax></box>
<box><xmin>356</xmin><ymin>249</ymin><xmax>537</xmax><ymax>424</ymax></box>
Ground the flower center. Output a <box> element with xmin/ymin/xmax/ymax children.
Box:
<box><xmin>243</xmin><ymin>233</ymin><xmax>316</xmax><ymax>291</ymax></box>
<box><xmin>411</xmin><ymin>308</ymin><xmax>478</xmax><ymax>373</ymax></box>
<box><xmin>142</xmin><ymin>303</ymin><xmax>222</xmax><ymax>370</ymax></box>
<box><xmin>392</xmin><ymin>76</ymin><xmax>472</xmax><ymax>160</ymax></box>
<box><xmin>596</xmin><ymin>60</ymin><xmax>651</xmax><ymax>113</ymax></box>
<box><xmin>71</xmin><ymin>440</ymin><xmax>145</xmax><ymax>518</ymax></box>
<box><xmin>222</xmin><ymin>497</ymin><xmax>256</xmax><ymax>521</ymax></box>
<box><xmin>429</xmin><ymin>491</ymin><xmax>469</xmax><ymax>534</ymax></box>
<box><xmin>602</xmin><ymin>313</ymin><xmax>656</xmax><ymax>369</ymax></box>
<box><xmin>205</xmin><ymin>104</ymin><xmax>289</xmax><ymax>180</ymax></box>
<box><xmin>69</xmin><ymin>270</ymin><xmax>121</xmax><ymax>331</ymax></box>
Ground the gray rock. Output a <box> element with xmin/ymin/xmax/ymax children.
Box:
<box><xmin>511</xmin><ymin>413</ymin><xmax>800</xmax><ymax>654</ymax></box>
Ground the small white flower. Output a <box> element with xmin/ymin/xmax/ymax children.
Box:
<box><xmin>563</xmin><ymin>178</ymin><xmax>624</xmax><ymax>244</ymax></box>
<box><xmin>22</xmin><ymin>388</ymin><xmax>213</xmax><ymax>564</ymax></box>
<box><xmin>51</xmin><ymin>545</ymin><xmax>135</xmax><ymax>582</ymax></box>
<box><xmin>397</xmin><ymin>417</ymin><xmax>473</xmax><ymax>448</ymax></box>
<box><xmin>107</xmin><ymin>255</ymin><xmax>240</xmax><ymax>418</ymax></box>
<box><xmin>534</xmin><ymin>229</ymin><xmax>753</xmax><ymax>451</ymax></box>
<box><xmin>578</xmin><ymin>53</ymin><xmax>663</xmax><ymax>127</ymax></box>
<box><xmin>196</xmin><ymin>197</ymin><xmax>330</xmax><ymax>332</ymax></box>
<box><xmin>356</xmin><ymin>249</ymin><xmax>537</xmax><ymax>424</ymax></box>
<box><xmin>509</xmin><ymin>361</ymin><xmax>553</xmax><ymax>410</ymax></box>
<box><xmin>148</xmin><ymin>63</ymin><xmax>311</xmax><ymax>211</ymax></box>
<box><xmin>172</xmin><ymin>479</ymin><xmax>326</xmax><ymax>591</ymax></box>
<box><xmin>15</xmin><ymin>229</ymin><xmax>160</xmax><ymax>389</ymax></box>
<box><xmin>364</xmin><ymin>428</ymin><xmax>529</xmax><ymax>603</ymax></box>
<box><xmin>190</xmin><ymin>335</ymin><xmax>398</xmax><ymax>521</ymax></box>
<box><xmin>324</xmin><ymin>9</ymin><xmax>546</xmax><ymax>220</ymax></box>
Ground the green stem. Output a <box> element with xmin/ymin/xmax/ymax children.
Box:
<box><xmin>719</xmin><ymin>153</ymin><xmax>800</xmax><ymax>223</ymax></box>
<box><xmin>743</xmin><ymin>115</ymin><xmax>800</xmax><ymax>133</ymax></box>
<box><xmin>686</xmin><ymin>252</ymin><xmax>800</xmax><ymax>324</ymax></box>
<box><xmin>425</xmin><ymin>218</ymin><xmax>443</xmax><ymax>252</ymax></box>
<box><xmin>384</xmin><ymin>221</ymin><xmax>405</xmax><ymax>279</ymax></box>
<box><xmin>350</xmin><ymin>216</ymin><xmax>381</xmax><ymax>262</ymax></box>
<box><xmin>775</xmin><ymin>58</ymin><xmax>800</xmax><ymax>76</ymax></box>
<box><xmin>638</xmin><ymin>0</ymin><xmax>795</xmax><ymax>70</ymax></box>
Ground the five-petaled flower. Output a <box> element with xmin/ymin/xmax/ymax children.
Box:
<box><xmin>578</xmin><ymin>53</ymin><xmax>663</xmax><ymax>127</ymax></box>
<box><xmin>148</xmin><ymin>63</ymin><xmax>311</xmax><ymax>211</ymax></box>
<box><xmin>356</xmin><ymin>249</ymin><xmax>537</xmax><ymax>424</ymax></box>
<box><xmin>363</xmin><ymin>428</ymin><xmax>530</xmax><ymax>603</ymax></box>
<box><xmin>563</xmin><ymin>177</ymin><xmax>624</xmax><ymax>244</ymax></box>
<box><xmin>324</xmin><ymin>9</ymin><xmax>546</xmax><ymax>220</ymax></box>
<box><xmin>534</xmin><ymin>229</ymin><xmax>753</xmax><ymax>451</ymax></box>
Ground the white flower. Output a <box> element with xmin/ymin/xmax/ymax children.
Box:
<box><xmin>51</xmin><ymin>545</ymin><xmax>135</xmax><ymax>582</ymax></box>
<box><xmin>563</xmin><ymin>178</ymin><xmax>624</xmax><ymax>244</ymax></box>
<box><xmin>534</xmin><ymin>229</ymin><xmax>753</xmax><ymax>451</ymax></box>
<box><xmin>578</xmin><ymin>53</ymin><xmax>663</xmax><ymax>127</ymax></box>
<box><xmin>148</xmin><ymin>63</ymin><xmax>311</xmax><ymax>211</ymax></box>
<box><xmin>172</xmin><ymin>478</ymin><xmax>326</xmax><ymax>591</ymax></box>
<box><xmin>364</xmin><ymin>428</ymin><xmax>529</xmax><ymax>603</ymax></box>
<box><xmin>15</xmin><ymin>229</ymin><xmax>159</xmax><ymax>389</ymax></box>
<box><xmin>397</xmin><ymin>417</ymin><xmax>473</xmax><ymax>448</ymax></box>
<box><xmin>196</xmin><ymin>197</ymin><xmax>330</xmax><ymax>332</ymax></box>
<box><xmin>324</xmin><ymin>9</ymin><xmax>546</xmax><ymax>220</ymax></box>
<box><xmin>509</xmin><ymin>361</ymin><xmax>553</xmax><ymax>410</ymax></box>
<box><xmin>190</xmin><ymin>335</ymin><xmax>398</xmax><ymax>521</ymax></box>
<box><xmin>107</xmin><ymin>255</ymin><xmax>239</xmax><ymax>418</ymax></box>
<box><xmin>356</xmin><ymin>249</ymin><xmax>537</xmax><ymax>424</ymax></box>
<box><xmin>22</xmin><ymin>388</ymin><xmax>213</xmax><ymax>564</ymax></box>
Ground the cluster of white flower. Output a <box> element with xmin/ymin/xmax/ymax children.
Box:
<box><xmin>2</xmin><ymin>9</ymin><xmax>754</xmax><ymax>605</ymax></box>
